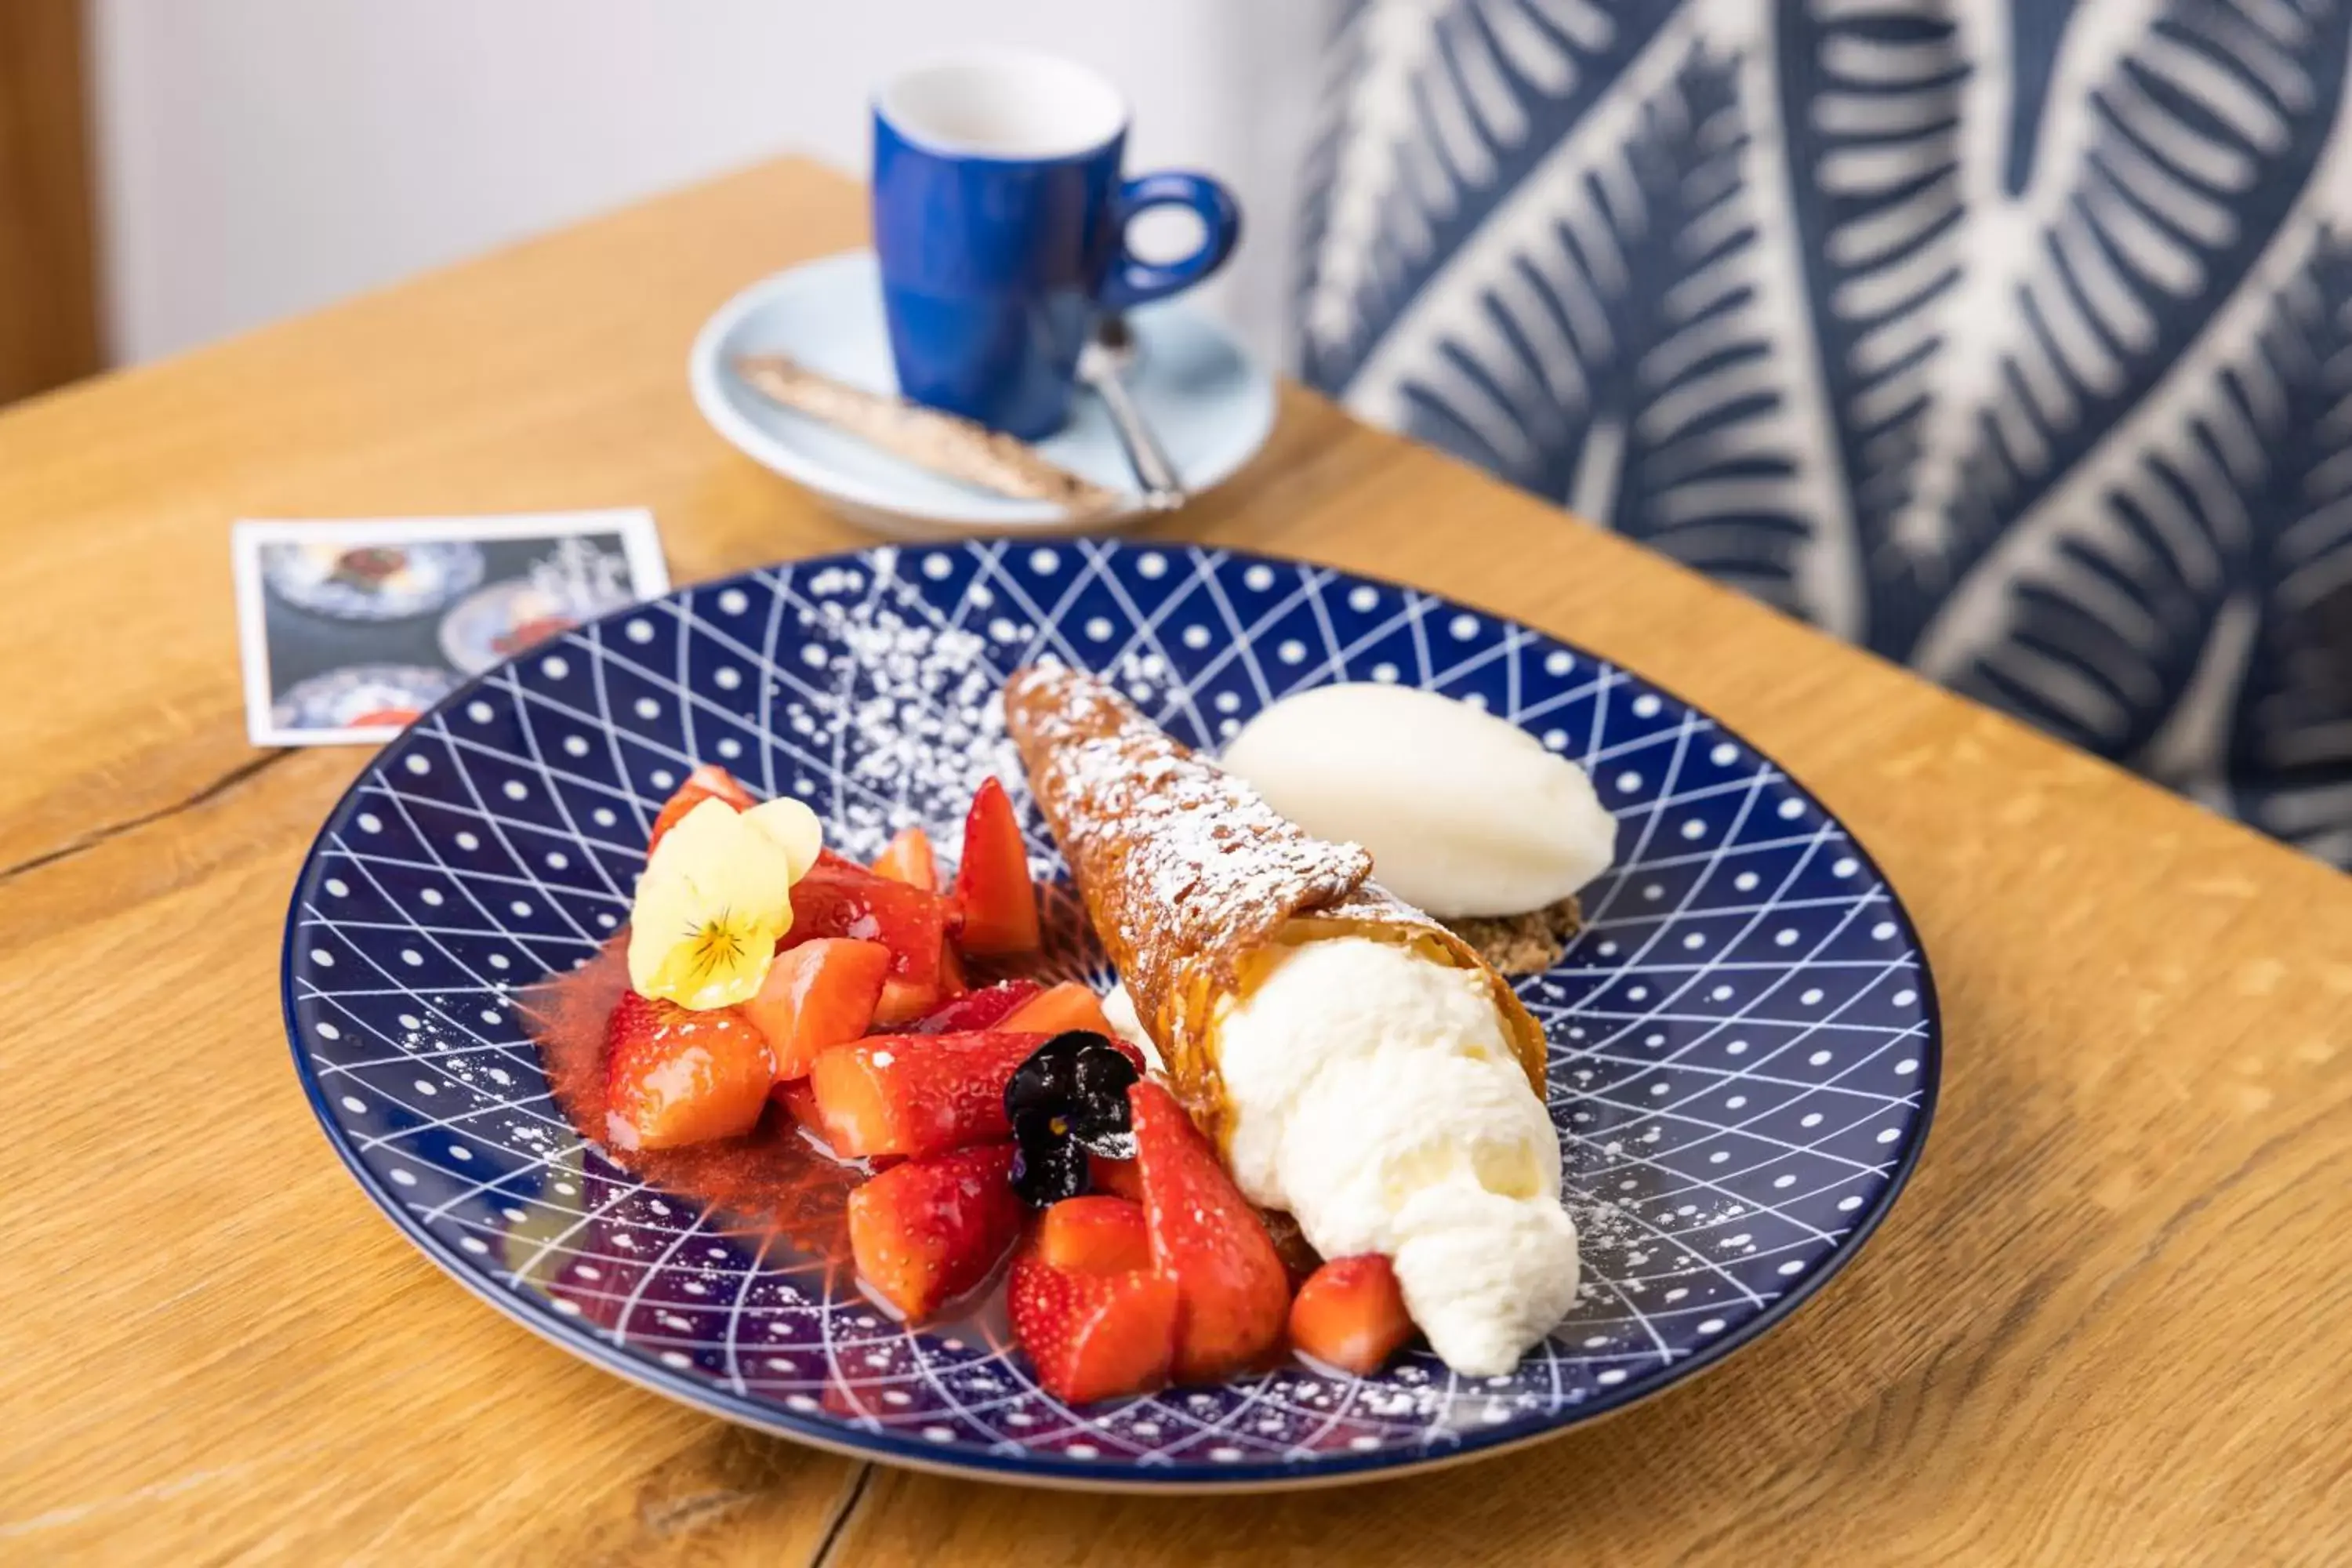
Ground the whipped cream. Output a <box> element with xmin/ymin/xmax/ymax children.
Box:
<box><xmin>1219</xmin><ymin>683</ymin><xmax>1616</xmax><ymax>918</ymax></box>
<box><xmin>1212</xmin><ymin>935</ymin><xmax>1579</xmax><ymax>1375</ymax></box>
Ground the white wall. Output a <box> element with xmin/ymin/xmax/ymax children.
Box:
<box><xmin>91</xmin><ymin>0</ymin><xmax>1328</xmax><ymax>366</ymax></box>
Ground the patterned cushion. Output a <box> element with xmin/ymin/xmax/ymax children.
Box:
<box><xmin>1296</xmin><ymin>0</ymin><xmax>2352</xmax><ymax>869</ymax></box>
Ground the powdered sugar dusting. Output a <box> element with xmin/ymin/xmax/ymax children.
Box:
<box><xmin>778</xmin><ymin>572</ymin><xmax>1022</xmax><ymax>863</ymax></box>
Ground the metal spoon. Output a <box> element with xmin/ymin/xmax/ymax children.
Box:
<box><xmin>1076</xmin><ymin>317</ymin><xmax>1186</xmax><ymax>514</ymax></box>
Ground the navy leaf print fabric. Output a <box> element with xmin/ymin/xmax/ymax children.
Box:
<box><xmin>1299</xmin><ymin>0</ymin><xmax>2352</xmax><ymax>868</ymax></box>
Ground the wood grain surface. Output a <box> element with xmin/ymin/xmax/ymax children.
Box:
<box><xmin>2</xmin><ymin>160</ymin><xmax>2347</xmax><ymax>1566</ymax></box>
<box><xmin>0</xmin><ymin>0</ymin><xmax>102</xmax><ymax>405</ymax></box>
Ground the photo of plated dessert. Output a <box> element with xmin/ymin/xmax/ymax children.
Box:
<box><xmin>286</xmin><ymin>541</ymin><xmax>1937</xmax><ymax>1486</ymax></box>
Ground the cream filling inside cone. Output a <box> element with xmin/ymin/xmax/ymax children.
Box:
<box><xmin>1210</xmin><ymin>935</ymin><xmax>1581</xmax><ymax>1376</ymax></box>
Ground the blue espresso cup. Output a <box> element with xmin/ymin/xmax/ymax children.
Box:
<box><xmin>872</xmin><ymin>52</ymin><xmax>1241</xmax><ymax>440</ymax></box>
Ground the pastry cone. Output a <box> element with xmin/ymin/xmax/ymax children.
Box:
<box><xmin>1003</xmin><ymin>663</ymin><xmax>1548</xmax><ymax>1140</ymax></box>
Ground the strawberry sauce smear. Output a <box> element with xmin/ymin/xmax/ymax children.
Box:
<box><xmin>522</xmin><ymin>939</ymin><xmax>862</xmax><ymax>1262</ymax></box>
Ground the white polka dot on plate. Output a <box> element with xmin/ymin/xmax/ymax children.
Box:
<box><xmin>1543</xmin><ymin>729</ymin><xmax>1566</xmax><ymax>750</ymax></box>
<box><xmin>456</xmin><ymin>831</ymin><xmax>479</xmax><ymax>850</ymax></box>
<box><xmin>1896</xmin><ymin>1058</ymin><xmax>1918</xmax><ymax>1075</ymax></box>
<box><xmin>1838</xmin><ymin>1195</ymin><xmax>1864</xmax><ymax>1210</ymax></box>
<box><xmin>922</xmin><ymin>554</ymin><xmax>953</xmax><ymax>580</ymax></box>
<box><xmin>1242</xmin><ymin>565</ymin><xmax>1274</xmax><ymax>591</ymax></box>
<box><xmin>404</xmin><ymin>754</ymin><xmax>430</xmax><ymax>775</ymax></box>
<box><xmin>1084</xmin><ymin>617</ymin><xmax>1112</xmax><ymax>641</ymax></box>
<box><xmin>1029</xmin><ymin>547</ymin><xmax>1059</xmax><ymax>574</ymax></box>
<box><xmin>340</xmin><ymin>1095</ymin><xmax>365</xmax><ymax>1113</ymax></box>
<box><xmin>801</xmin><ymin>645</ymin><xmax>826</xmax><ymax>668</ymax></box>
<box><xmin>1449</xmin><ymin>613</ymin><xmax>1479</xmax><ymax>640</ymax></box>
<box><xmin>323</xmin><ymin>877</ymin><xmax>348</xmax><ymax>897</ymax></box>
<box><xmin>633</xmin><ymin>697</ymin><xmax>659</xmax><ymax>720</ymax></box>
<box><xmin>625</xmin><ymin>619</ymin><xmax>654</xmax><ymax>644</ymax></box>
<box><xmin>1893</xmin><ymin>988</ymin><xmax>1918</xmax><ymax>1007</ymax></box>
<box><xmin>1370</xmin><ymin>662</ymin><xmax>1399</xmax><ymax>683</ymax></box>
<box><xmin>541</xmin><ymin>655</ymin><xmax>568</xmax><ymax>680</ymax></box>
<box><xmin>1733</xmin><ymin>871</ymin><xmax>1759</xmax><ymax>891</ymax></box>
<box><xmin>1809</xmin><ymin>1050</ymin><xmax>1832</xmax><ymax>1065</ymax></box>
<box><xmin>503</xmin><ymin>782</ymin><xmax>527</xmax><ymax>801</ymax></box>
<box><xmin>564</xmin><ymin>735</ymin><xmax>590</xmax><ymax>757</ymax></box>
<box><xmin>649</xmin><ymin>768</ymin><xmax>674</xmax><ymax>789</ymax></box>
<box><xmin>1277</xmin><ymin>640</ymin><xmax>1306</xmax><ymax>664</ymax></box>
<box><xmin>1544</xmin><ymin>650</ymin><xmax>1573</xmax><ymax>676</ymax></box>
<box><xmin>1137</xmin><ymin>551</ymin><xmax>1167</xmax><ymax>579</ymax></box>
<box><xmin>1181</xmin><ymin>624</ymin><xmax>1210</xmax><ymax>648</ymax></box>
<box><xmin>591</xmin><ymin>808</ymin><xmax>615</xmax><ymax>827</ymax></box>
<box><xmin>717</xmin><ymin>587</ymin><xmax>749</xmax><ymax>614</ymax></box>
<box><xmin>1778</xmin><ymin>799</ymin><xmax>1803</xmax><ymax>820</ymax></box>
<box><xmin>388</xmin><ymin>1168</ymin><xmax>416</xmax><ymax>1187</ymax></box>
<box><xmin>400</xmin><ymin>949</ymin><xmax>422</xmax><ymax>966</ymax></box>
<box><xmin>467</xmin><ymin>700</ymin><xmax>494</xmax><ymax>724</ymax></box>
<box><xmin>1348</xmin><ymin>586</ymin><xmax>1377</xmax><ymax>612</ymax></box>
<box><xmin>1631</xmin><ymin>694</ymin><xmax>1661</xmax><ymax>718</ymax></box>
<box><xmin>419</xmin><ymin>888</ymin><xmax>443</xmax><ymax>906</ymax></box>
<box><xmin>1710</xmin><ymin>742</ymin><xmax>1737</xmax><ymax>765</ymax></box>
<box><xmin>1681</xmin><ymin>818</ymin><xmax>1707</xmax><ymax>840</ymax></box>
<box><xmin>356</xmin><ymin>812</ymin><xmax>381</xmax><ymax>833</ymax></box>
<box><xmin>1833</xmin><ymin>857</ymin><xmax>1858</xmax><ymax>877</ymax></box>
<box><xmin>714</xmin><ymin>666</ymin><xmax>741</xmax><ymax>690</ymax></box>
<box><xmin>1616</xmin><ymin>771</ymin><xmax>1642</xmax><ymax>793</ymax></box>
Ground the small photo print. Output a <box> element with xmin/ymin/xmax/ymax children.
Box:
<box><xmin>233</xmin><ymin>510</ymin><xmax>670</xmax><ymax>746</ymax></box>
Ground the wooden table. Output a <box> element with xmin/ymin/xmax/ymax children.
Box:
<box><xmin>3</xmin><ymin>160</ymin><xmax>2347</xmax><ymax>1566</ymax></box>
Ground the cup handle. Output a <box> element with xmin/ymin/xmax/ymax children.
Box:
<box><xmin>1099</xmin><ymin>171</ymin><xmax>1241</xmax><ymax>312</ymax></box>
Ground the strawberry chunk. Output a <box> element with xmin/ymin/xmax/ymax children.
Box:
<box><xmin>742</xmin><ymin>938</ymin><xmax>890</xmax><ymax>1079</ymax></box>
<box><xmin>847</xmin><ymin>1144</ymin><xmax>1024</xmax><ymax>1321</ymax></box>
<box><xmin>1087</xmin><ymin>1153</ymin><xmax>1145</xmax><ymax>1204</ymax></box>
<box><xmin>950</xmin><ymin>778</ymin><xmax>1040</xmax><ymax>956</ymax></box>
<box><xmin>646</xmin><ymin>764</ymin><xmax>757</xmax><ymax>858</ymax></box>
<box><xmin>784</xmin><ymin>855</ymin><xmax>951</xmax><ymax>989</ymax></box>
<box><xmin>775</xmin><ymin>1076</ymin><xmax>823</xmax><ymax>1137</ymax></box>
<box><xmin>1128</xmin><ymin>1080</ymin><xmax>1290</xmax><ymax>1381</ymax></box>
<box><xmin>1289</xmin><ymin>1254</ymin><xmax>1414</xmax><ymax>1374</ymax></box>
<box><xmin>1036</xmin><ymin>1196</ymin><xmax>1152</xmax><ymax>1275</ymax></box>
<box><xmin>907</xmin><ymin>978</ymin><xmax>1045</xmax><ymax>1036</ymax></box>
<box><xmin>1001</xmin><ymin>981</ymin><xmax>1120</xmax><ymax>1040</ymax></box>
<box><xmin>604</xmin><ymin>991</ymin><xmax>775</xmax><ymax>1151</ymax></box>
<box><xmin>807</xmin><ymin>1030</ymin><xmax>1051</xmax><ymax>1158</ymax></box>
<box><xmin>1008</xmin><ymin>1250</ymin><xmax>1178</xmax><ymax>1403</ymax></box>
<box><xmin>871</xmin><ymin>826</ymin><xmax>939</xmax><ymax>890</ymax></box>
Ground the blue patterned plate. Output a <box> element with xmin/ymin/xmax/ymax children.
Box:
<box><xmin>283</xmin><ymin>539</ymin><xmax>1937</xmax><ymax>1490</ymax></box>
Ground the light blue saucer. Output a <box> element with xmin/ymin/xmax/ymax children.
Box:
<box><xmin>688</xmin><ymin>251</ymin><xmax>1278</xmax><ymax>538</ymax></box>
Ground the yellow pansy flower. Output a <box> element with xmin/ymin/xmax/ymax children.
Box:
<box><xmin>626</xmin><ymin>796</ymin><xmax>824</xmax><ymax>1008</ymax></box>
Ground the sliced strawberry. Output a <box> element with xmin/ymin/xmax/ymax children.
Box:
<box><xmin>847</xmin><ymin>1144</ymin><xmax>1024</xmax><ymax>1321</ymax></box>
<box><xmin>1289</xmin><ymin>1254</ymin><xmax>1414</xmax><ymax>1374</ymax></box>
<box><xmin>742</xmin><ymin>938</ymin><xmax>890</xmax><ymax>1079</ymax></box>
<box><xmin>1128</xmin><ymin>1080</ymin><xmax>1290</xmax><ymax>1381</ymax></box>
<box><xmin>807</xmin><ymin>1030</ymin><xmax>1051</xmax><ymax>1158</ymax></box>
<box><xmin>646</xmin><ymin>764</ymin><xmax>758</xmax><ymax>857</ymax></box>
<box><xmin>1036</xmin><ymin>1196</ymin><xmax>1152</xmax><ymax>1275</ymax></box>
<box><xmin>1008</xmin><ymin>1251</ymin><xmax>1179</xmax><ymax>1404</ymax></box>
<box><xmin>784</xmin><ymin>855</ymin><xmax>951</xmax><ymax>989</ymax></box>
<box><xmin>1087</xmin><ymin>1153</ymin><xmax>1145</xmax><ymax>1204</ymax></box>
<box><xmin>950</xmin><ymin>778</ymin><xmax>1040</xmax><ymax>956</ymax></box>
<box><xmin>871</xmin><ymin>826</ymin><xmax>939</xmax><ymax>890</ymax></box>
<box><xmin>775</xmin><ymin>1076</ymin><xmax>823</xmax><ymax>1136</ymax></box>
<box><xmin>1001</xmin><ymin>981</ymin><xmax>1120</xmax><ymax>1040</ymax></box>
<box><xmin>908</xmin><ymin>978</ymin><xmax>1045</xmax><ymax>1036</ymax></box>
<box><xmin>604</xmin><ymin>990</ymin><xmax>775</xmax><ymax>1151</ymax></box>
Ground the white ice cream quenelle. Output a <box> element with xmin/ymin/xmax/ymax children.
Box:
<box><xmin>1219</xmin><ymin>683</ymin><xmax>1616</xmax><ymax>918</ymax></box>
<box><xmin>1212</xmin><ymin>935</ymin><xmax>1580</xmax><ymax>1376</ymax></box>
